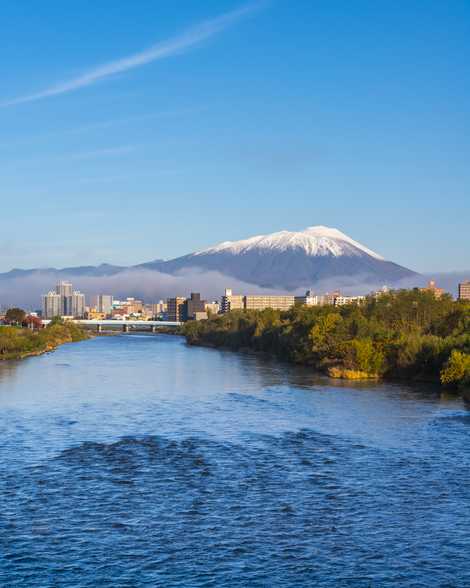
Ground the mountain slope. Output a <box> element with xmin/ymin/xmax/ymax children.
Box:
<box><xmin>143</xmin><ymin>226</ymin><xmax>417</xmax><ymax>288</ymax></box>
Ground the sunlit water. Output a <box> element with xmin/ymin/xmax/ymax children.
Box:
<box><xmin>1</xmin><ymin>334</ymin><xmax>469</xmax><ymax>587</ymax></box>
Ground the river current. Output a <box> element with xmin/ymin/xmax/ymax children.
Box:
<box><xmin>1</xmin><ymin>334</ymin><xmax>469</xmax><ymax>587</ymax></box>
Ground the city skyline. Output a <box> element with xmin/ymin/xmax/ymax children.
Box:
<box><xmin>1</xmin><ymin>1</ymin><xmax>469</xmax><ymax>274</ymax></box>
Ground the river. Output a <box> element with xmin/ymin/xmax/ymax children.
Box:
<box><xmin>1</xmin><ymin>334</ymin><xmax>469</xmax><ymax>587</ymax></box>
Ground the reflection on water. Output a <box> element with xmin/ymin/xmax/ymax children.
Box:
<box><xmin>0</xmin><ymin>334</ymin><xmax>469</xmax><ymax>587</ymax></box>
<box><xmin>0</xmin><ymin>359</ymin><xmax>19</xmax><ymax>384</ymax></box>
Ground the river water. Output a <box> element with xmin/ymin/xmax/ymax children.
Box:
<box><xmin>1</xmin><ymin>334</ymin><xmax>469</xmax><ymax>587</ymax></box>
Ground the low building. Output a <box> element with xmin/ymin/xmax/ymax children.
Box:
<box><xmin>193</xmin><ymin>311</ymin><xmax>209</xmax><ymax>321</ymax></box>
<box><xmin>205</xmin><ymin>302</ymin><xmax>220</xmax><ymax>316</ymax></box>
<box><xmin>458</xmin><ymin>281</ymin><xmax>470</xmax><ymax>301</ymax></box>
<box><xmin>334</xmin><ymin>295</ymin><xmax>366</xmax><ymax>306</ymax></box>
<box><xmin>123</xmin><ymin>297</ymin><xmax>144</xmax><ymax>314</ymax></box>
<box><xmin>373</xmin><ymin>286</ymin><xmax>390</xmax><ymax>299</ymax></box>
<box><xmin>244</xmin><ymin>295</ymin><xmax>295</xmax><ymax>311</ymax></box>
<box><xmin>221</xmin><ymin>289</ymin><xmax>296</xmax><ymax>313</ymax></box>
<box><xmin>86</xmin><ymin>309</ymin><xmax>106</xmax><ymax>320</ymax></box>
<box><xmin>420</xmin><ymin>280</ymin><xmax>444</xmax><ymax>298</ymax></box>
<box><xmin>295</xmin><ymin>290</ymin><xmax>324</xmax><ymax>306</ymax></box>
<box><xmin>294</xmin><ymin>290</ymin><xmax>365</xmax><ymax>307</ymax></box>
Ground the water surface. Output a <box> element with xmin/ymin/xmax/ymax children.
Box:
<box><xmin>1</xmin><ymin>335</ymin><xmax>469</xmax><ymax>587</ymax></box>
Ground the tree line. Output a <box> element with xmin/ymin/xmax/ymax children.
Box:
<box><xmin>184</xmin><ymin>289</ymin><xmax>470</xmax><ymax>390</ymax></box>
<box><xmin>0</xmin><ymin>316</ymin><xmax>89</xmax><ymax>360</ymax></box>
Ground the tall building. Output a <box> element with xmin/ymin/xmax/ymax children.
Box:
<box><xmin>42</xmin><ymin>292</ymin><xmax>61</xmax><ymax>319</ymax></box>
<box><xmin>458</xmin><ymin>281</ymin><xmax>470</xmax><ymax>301</ymax></box>
<box><xmin>186</xmin><ymin>293</ymin><xmax>206</xmax><ymax>320</ymax></box>
<box><xmin>167</xmin><ymin>297</ymin><xmax>187</xmax><ymax>322</ymax></box>
<box><xmin>151</xmin><ymin>300</ymin><xmax>167</xmax><ymax>318</ymax></box>
<box><xmin>71</xmin><ymin>291</ymin><xmax>86</xmax><ymax>318</ymax></box>
<box><xmin>96</xmin><ymin>294</ymin><xmax>113</xmax><ymax>315</ymax></box>
<box><xmin>220</xmin><ymin>288</ymin><xmax>244</xmax><ymax>313</ymax></box>
<box><xmin>42</xmin><ymin>281</ymin><xmax>86</xmax><ymax>318</ymax></box>
<box><xmin>56</xmin><ymin>281</ymin><xmax>73</xmax><ymax>315</ymax></box>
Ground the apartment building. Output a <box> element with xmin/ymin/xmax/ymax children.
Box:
<box><xmin>42</xmin><ymin>281</ymin><xmax>86</xmax><ymax>319</ymax></box>
<box><xmin>220</xmin><ymin>289</ymin><xmax>244</xmax><ymax>313</ymax></box>
<box><xmin>458</xmin><ymin>281</ymin><xmax>470</xmax><ymax>301</ymax></box>
<box><xmin>96</xmin><ymin>294</ymin><xmax>113</xmax><ymax>315</ymax></box>
<box><xmin>420</xmin><ymin>280</ymin><xmax>444</xmax><ymax>298</ymax></box>
<box><xmin>244</xmin><ymin>295</ymin><xmax>295</xmax><ymax>311</ymax></box>
<box><xmin>42</xmin><ymin>291</ymin><xmax>61</xmax><ymax>319</ymax></box>
<box><xmin>220</xmin><ymin>289</ymin><xmax>295</xmax><ymax>313</ymax></box>
<box><xmin>167</xmin><ymin>297</ymin><xmax>187</xmax><ymax>322</ymax></box>
<box><xmin>334</xmin><ymin>295</ymin><xmax>366</xmax><ymax>306</ymax></box>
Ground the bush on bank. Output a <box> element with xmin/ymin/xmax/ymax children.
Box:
<box><xmin>183</xmin><ymin>290</ymin><xmax>470</xmax><ymax>389</ymax></box>
<box><xmin>0</xmin><ymin>320</ymin><xmax>89</xmax><ymax>360</ymax></box>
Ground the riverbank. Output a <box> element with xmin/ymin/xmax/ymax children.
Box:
<box><xmin>0</xmin><ymin>322</ymin><xmax>90</xmax><ymax>361</ymax></box>
<box><xmin>183</xmin><ymin>289</ymin><xmax>470</xmax><ymax>392</ymax></box>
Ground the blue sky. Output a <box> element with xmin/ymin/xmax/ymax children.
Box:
<box><xmin>1</xmin><ymin>0</ymin><xmax>469</xmax><ymax>273</ymax></box>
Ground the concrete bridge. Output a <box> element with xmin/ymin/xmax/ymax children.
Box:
<box><xmin>42</xmin><ymin>319</ymin><xmax>182</xmax><ymax>332</ymax></box>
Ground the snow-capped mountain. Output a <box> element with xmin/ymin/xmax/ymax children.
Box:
<box><xmin>0</xmin><ymin>226</ymin><xmax>418</xmax><ymax>305</ymax></box>
<box><xmin>143</xmin><ymin>225</ymin><xmax>417</xmax><ymax>288</ymax></box>
<box><xmin>195</xmin><ymin>226</ymin><xmax>384</xmax><ymax>259</ymax></box>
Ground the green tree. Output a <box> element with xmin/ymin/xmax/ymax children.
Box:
<box><xmin>440</xmin><ymin>350</ymin><xmax>470</xmax><ymax>387</ymax></box>
<box><xmin>346</xmin><ymin>338</ymin><xmax>384</xmax><ymax>375</ymax></box>
<box><xmin>5</xmin><ymin>308</ymin><xmax>26</xmax><ymax>325</ymax></box>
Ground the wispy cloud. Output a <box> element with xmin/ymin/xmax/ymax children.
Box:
<box><xmin>1</xmin><ymin>3</ymin><xmax>261</xmax><ymax>108</ymax></box>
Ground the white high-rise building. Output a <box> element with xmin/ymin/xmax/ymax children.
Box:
<box><xmin>41</xmin><ymin>281</ymin><xmax>86</xmax><ymax>318</ymax></box>
<box><xmin>56</xmin><ymin>281</ymin><xmax>73</xmax><ymax>315</ymax></box>
<box><xmin>42</xmin><ymin>292</ymin><xmax>61</xmax><ymax>319</ymax></box>
<box><xmin>96</xmin><ymin>294</ymin><xmax>113</xmax><ymax>315</ymax></box>
<box><xmin>71</xmin><ymin>291</ymin><xmax>86</xmax><ymax>318</ymax></box>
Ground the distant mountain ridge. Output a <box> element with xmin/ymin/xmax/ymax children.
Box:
<box><xmin>1</xmin><ymin>263</ymin><xmax>126</xmax><ymax>279</ymax></box>
<box><xmin>0</xmin><ymin>226</ymin><xmax>416</xmax><ymax>292</ymax></box>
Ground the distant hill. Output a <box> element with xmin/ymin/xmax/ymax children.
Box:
<box><xmin>0</xmin><ymin>263</ymin><xmax>126</xmax><ymax>281</ymax></box>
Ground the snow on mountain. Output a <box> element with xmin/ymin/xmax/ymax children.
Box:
<box><xmin>148</xmin><ymin>225</ymin><xmax>417</xmax><ymax>289</ymax></box>
<box><xmin>194</xmin><ymin>226</ymin><xmax>384</xmax><ymax>260</ymax></box>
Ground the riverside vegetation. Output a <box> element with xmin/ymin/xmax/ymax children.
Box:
<box><xmin>184</xmin><ymin>289</ymin><xmax>470</xmax><ymax>391</ymax></box>
<box><xmin>0</xmin><ymin>318</ymin><xmax>89</xmax><ymax>360</ymax></box>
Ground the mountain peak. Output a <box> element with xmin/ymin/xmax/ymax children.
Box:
<box><xmin>195</xmin><ymin>225</ymin><xmax>384</xmax><ymax>260</ymax></box>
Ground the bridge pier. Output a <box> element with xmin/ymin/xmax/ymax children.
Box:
<box><xmin>96</xmin><ymin>324</ymin><xmax>102</xmax><ymax>333</ymax></box>
<box><xmin>151</xmin><ymin>325</ymin><xmax>157</xmax><ymax>333</ymax></box>
<box><xmin>122</xmin><ymin>324</ymin><xmax>129</xmax><ymax>332</ymax></box>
